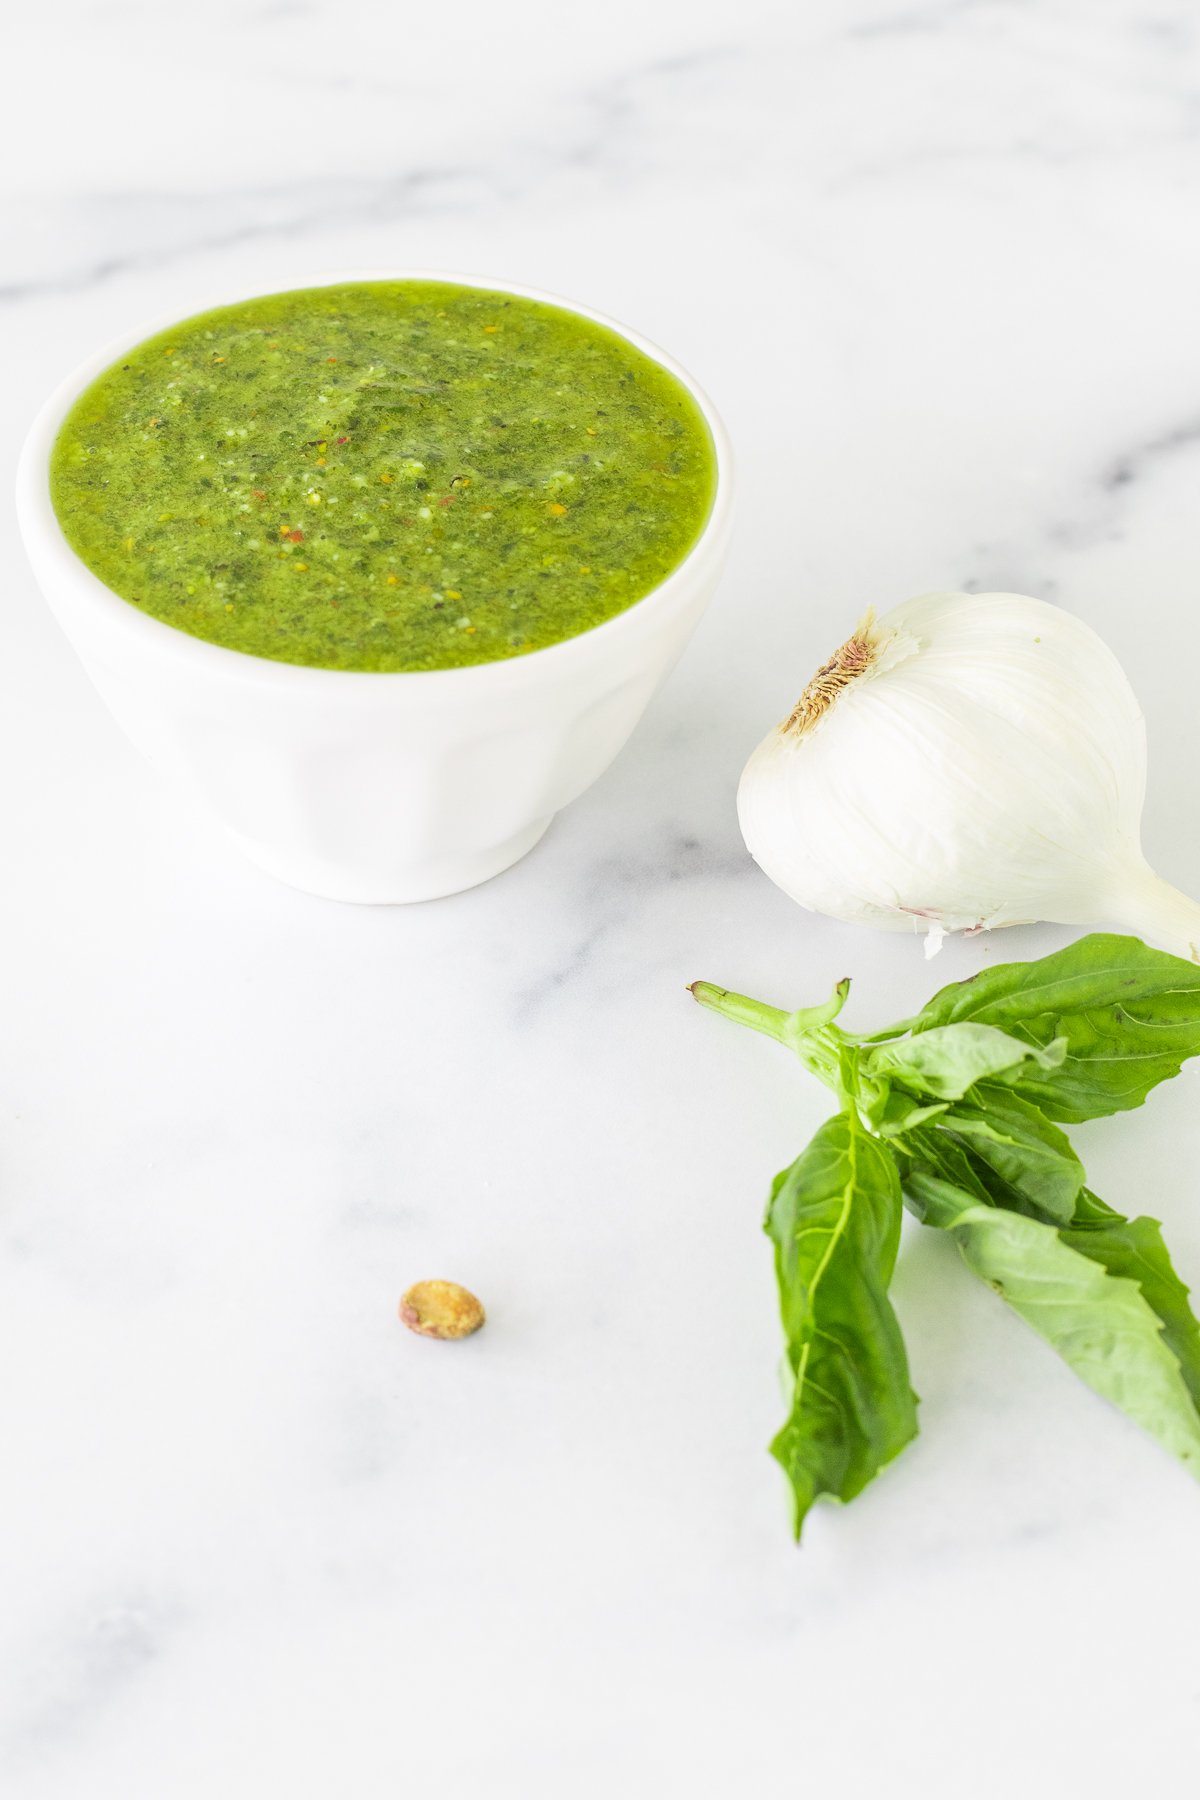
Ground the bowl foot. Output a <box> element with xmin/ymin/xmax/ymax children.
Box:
<box><xmin>224</xmin><ymin>815</ymin><xmax>555</xmax><ymax>904</ymax></box>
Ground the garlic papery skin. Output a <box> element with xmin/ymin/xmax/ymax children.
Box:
<box><xmin>737</xmin><ymin>592</ymin><xmax>1200</xmax><ymax>960</ymax></box>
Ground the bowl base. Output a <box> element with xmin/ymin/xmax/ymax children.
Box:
<box><xmin>225</xmin><ymin>815</ymin><xmax>554</xmax><ymax>904</ymax></box>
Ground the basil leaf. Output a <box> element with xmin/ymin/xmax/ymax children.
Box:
<box><xmin>935</xmin><ymin>1085</ymin><xmax>1084</xmax><ymax>1225</ymax></box>
<box><xmin>863</xmin><ymin>1022</ymin><xmax>1063</xmax><ymax>1102</ymax></box>
<box><xmin>906</xmin><ymin>1171</ymin><xmax>1200</xmax><ymax>1474</ymax></box>
<box><xmin>868</xmin><ymin>1089</ymin><xmax>950</xmax><ymax>1139</ymax></box>
<box><xmin>1065</xmin><ymin>1189</ymin><xmax>1200</xmax><ymax>1414</ymax></box>
<box><xmin>902</xmin><ymin>1119</ymin><xmax>1073</xmax><ymax>1227</ymax></box>
<box><xmin>903</xmin><ymin>1149</ymin><xmax>1200</xmax><ymax>1393</ymax></box>
<box><xmin>911</xmin><ymin>933</ymin><xmax>1200</xmax><ymax>1121</ymax></box>
<box><xmin>766</xmin><ymin>1113</ymin><xmax>917</xmax><ymax>1537</ymax></box>
<box><xmin>899</xmin><ymin>1125</ymin><xmax>996</xmax><ymax>1203</ymax></box>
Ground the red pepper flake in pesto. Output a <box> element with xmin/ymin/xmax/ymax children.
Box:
<box><xmin>437</xmin><ymin>495</ymin><xmax>455</xmax><ymax>508</ymax></box>
<box><xmin>336</xmin><ymin>436</ymin><xmax>349</xmax><ymax>445</ymax></box>
<box><xmin>251</xmin><ymin>488</ymin><xmax>267</xmax><ymax>501</ymax></box>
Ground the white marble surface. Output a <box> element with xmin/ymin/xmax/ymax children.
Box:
<box><xmin>6</xmin><ymin>1</ymin><xmax>1200</xmax><ymax>1792</ymax></box>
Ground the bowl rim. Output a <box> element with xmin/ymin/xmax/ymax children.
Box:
<box><xmin>16</xmin><ymin>269</ymin><xmax>734</xmax><ymax>691</ymax></box>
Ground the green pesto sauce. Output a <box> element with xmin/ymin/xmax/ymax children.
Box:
<box><xmin>49</xmin><ymin>281</ymin><xmax>716</xmax><ymax>672</ymax></box>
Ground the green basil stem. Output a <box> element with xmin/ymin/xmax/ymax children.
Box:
<box><xmin>688</xmin><ymin>981</ymin><xmax>848</xmax><ymax>1096</ymax></box>
<box><xmin>688</xmin><ymin>982</ymin><xmax>791</xmax><ymax>1043</ymax></box>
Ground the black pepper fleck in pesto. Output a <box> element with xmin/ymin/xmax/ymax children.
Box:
<box><xmin>49</xmin><ymin>281</ymin><xmax>717</xmax><ymax>672</ymax></box>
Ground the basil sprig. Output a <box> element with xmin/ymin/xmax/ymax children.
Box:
<box><xmin>691</xmin><ymin>934</ymin><xmax>1200</xmax><ymax>1537</ymax></box>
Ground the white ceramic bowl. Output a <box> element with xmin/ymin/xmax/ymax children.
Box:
<box><xmin>16</xmin><ymin>272</ymin><xmax>733</xmax><ymax>903</ymax></box>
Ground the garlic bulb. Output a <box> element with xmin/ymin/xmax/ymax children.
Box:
<box><xmin>737</xmin><ymin>591</ymin><xmax>1200</xmax><ymax>960</ymax></box>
